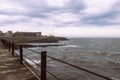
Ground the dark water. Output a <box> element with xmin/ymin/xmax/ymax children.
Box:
<box><xmin>20</xmin><ymin>38</ymin><xmax>120</xmax><ymax>80</ymax></box>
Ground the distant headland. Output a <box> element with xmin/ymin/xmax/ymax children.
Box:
<box><xmin>0</xmin><ymin>30</ymin><xmax>68</xmax><ymax>43</ymax></box>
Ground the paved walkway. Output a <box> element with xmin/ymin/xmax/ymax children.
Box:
<box><xmin>0</xmin><ymin>41</ymin><xmax>38</xmax><ymax>80</ymax></box>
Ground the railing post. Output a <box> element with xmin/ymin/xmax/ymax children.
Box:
<box><xmin>41</xmin><ymin>51</ymin><xmax>47</xmax><ymax>80</ymax></box>
<box><xmin>5</xmin><ymin>40</ymin><xmax>7</xmax><ymax>48</ymax></box>
<box><xmin>11</xmin><ymin>42</ymin><xmax>14</xmax><ymax>55</ymax></box>
<box><xmin>20</xmin><ymin>45</ymin><xmax>23</xmax><ymax>64</ymax></box>
<box><xmin>8</xmin><ymin>41</ymin><xmax>11</xmax><ymax>52</ymax></box>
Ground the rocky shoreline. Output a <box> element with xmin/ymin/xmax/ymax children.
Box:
<box><xmin>1</xmin><ymin>36</ymin><xmax>68</xmax><ymax>44</ymax></box>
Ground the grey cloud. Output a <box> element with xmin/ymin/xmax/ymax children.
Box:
<box><xmin>0</xmin><ymin>0</ymin><xmax>120</xmax><ymax>27</ymax></box>
<box><xmin>82</xmin><ymin>5</ymin><xmax>120</xmax><ymax>26</ymax></box>
<box><xmin>0</xmin><ymin>10</ymin><xmax>26</xmax><ymax>16</ymax></box>
<box><xmin>0</xmin><ymin>0</ymin><xmax>84</xmax><ymax>26</ymax></box>
<box><xmin>0</xmin><ymin>18</ymin><xmax>30</xmax><ymax>25</ymax></box>
<box><xmin>11</xmin><ymin>0</ymin><xmax>85</xmax><ymax>17</ymax></box>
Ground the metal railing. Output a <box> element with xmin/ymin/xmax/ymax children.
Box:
<box><xmin>0</xmin><ymin>39</ymin><xmax>113</xmax><ymax>80</ymax></box>
<box><xmin>23</xmin><ymin>48</ymin><xmax>60</xmax><ymax>80</ymax></box>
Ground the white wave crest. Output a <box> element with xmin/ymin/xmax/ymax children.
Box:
<box><xmin>62</xmin><ymin>45</ymin><xmax>78</xmax><ymax>48</ymax></box>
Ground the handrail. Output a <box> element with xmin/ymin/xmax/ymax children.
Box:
<box><xmin>24</xmin><ymin>48</ymin><xmax>41</xmax><ymax>55</ymax></box>
<box><xmin>24</xmin><ymin>48</ymin><xmax>60</xmax><ymax>80</ymax></box>
<box><xmin>24</xmin><ymin>48</ymin><xmax>112</xmax><ymax>80</ymax></box>
<box><xmin>23</xmin><ymin>54</ymin><xmax>60</xmax><ymax>80</ymax></box>
<box><xmin>23</xmin><ymin>54</ymin><xmax>41</xmax><ymax>68</ymax></box>
<box><xmin>23</xmin><ymin>61</ymin><xmax>41</xmax><ymax>80</ymax></box>
<box><xmin>47</xmin><ymin>55</ymin><xmax>112</xmax><ymax>80</ymax></box>
<box><xmin>0</xmin><ymin>39</ymin><xmax>60</xmax><ymax>80</ymax></box>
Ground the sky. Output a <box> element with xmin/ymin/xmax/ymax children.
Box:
<box><xmin>0</xmin><ymin>0</ymin><xmax>120</xmax><ymax>38</ymax></box>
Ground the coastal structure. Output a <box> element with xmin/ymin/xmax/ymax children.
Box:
<box><xmin>0</xmin><ymin>30</ymin><xmax>42</xmax><ymax>37</ymax></box>
<box><xmin>4</xmin><ymin>31</ymin><xmax>13</xmax><ymax>37</ymax></box>
<box><xmin>13</xmin><ymin>32</ymin><xmax>41</xmax><ymax>37</ymax></box>
<box><xmin>0</xmin><ymin>31</ymin><xmax>4</xmax><ymax>37</ymax></box>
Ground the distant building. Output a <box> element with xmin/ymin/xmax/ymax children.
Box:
<box><xmin>36</xmin><ymin>32</ymin><xmax>42</xmax><ymax>37</ymax></box>
<box><xmin>0</xmin><ymin>31</ymin><xmax>4</xmax><ymax>37</ymax></box>
<box><xmin>13</xmin><ymin>32</ymin><xmax>41</xmax><ymax>37</ymax></box>
<box><xmin>4</xmin><ymin>31</ymin><xmax>13</xmax><ymax>37</ymax></box>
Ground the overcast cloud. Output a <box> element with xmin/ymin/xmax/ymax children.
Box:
<box><xmin>0</xmin><ymin>0</ymin><xmax>120</xmax><ymax>37</ymax></box>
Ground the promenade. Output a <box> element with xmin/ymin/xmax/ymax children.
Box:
<box><xmin>0</xmin><ymin>41</ymin><xmax>38</xmax><ymax>80</ymax></box>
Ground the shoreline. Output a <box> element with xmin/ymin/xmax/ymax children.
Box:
<box><xmin>0</xmin><ymin>36</ymin><xmax>68</xmax><ymax>44</ymax></box>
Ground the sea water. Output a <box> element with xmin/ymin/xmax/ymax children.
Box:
<box><xmin>18</xmin><ymin>38</ymin><xmax>120</xmax><ymax>80</ymax></box>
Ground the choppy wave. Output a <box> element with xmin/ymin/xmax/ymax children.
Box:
<box><xmin>61</xmin><ymin>45</ymin><xmax>78</xmax><ymax>48</ymax></box>
<box><xmin>25</xmin><ymin>59</ymin><xmax>40</xmax><ymax>65</ymax></box>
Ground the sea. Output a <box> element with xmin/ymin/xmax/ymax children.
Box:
<box><xmin>17</xmin><ymin>38</ymin><xmax>120</xmax><ymax>80</ymax></box>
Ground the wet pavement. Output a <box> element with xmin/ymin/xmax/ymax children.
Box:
<box><xmin>0</xmin><ymin>41</ymin><xmax>38</xmax><ymax>80</ymax></box>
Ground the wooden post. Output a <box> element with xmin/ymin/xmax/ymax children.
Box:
<box><xmin>8</xmin><ymin>41</ymin><xmax>11</xmax><ymax>52</ymax></box>
<box><xmin>5</xmin><ymin>40</ymin><xmax>7</xmax><ymax>48</ymax></box>
<box><xmin>41</xmin><ymin>51</ymin><xmax>47</xmax><ymax>80</ymax></box>
<box><xmin>20</xmin><ymin>45</ymin><xmax>23</xmax><ymax>64</ymax></box>
<box><xmin>12</xmin><ymin>42</ymin><xmax>14</xmax><ymax>55</ymax></box>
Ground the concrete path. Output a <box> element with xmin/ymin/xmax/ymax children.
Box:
<box><xmin>0</xmin><ymin>41</ymin><xmax>38</xmax><ymax>80</ymax></box>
